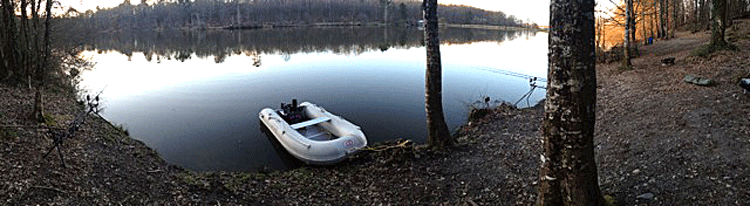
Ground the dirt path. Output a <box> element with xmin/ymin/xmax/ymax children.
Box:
<box><xmin>2</xmin><ymin>20</ymin><xmax>750</xmax><ymax>205</ymax></box>
<box><xmin>594</xmin><ymin>22</ymin><xmax>750</xmax><ymax>204</ymax></box>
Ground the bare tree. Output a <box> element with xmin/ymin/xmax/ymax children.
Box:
<box><xmin>381</xmin><ymin>0</ymin><xmax>393</xmax><ymax>25</ymax></box>
<box><xmin>672</xmin><ymin>0</ymin><xmax>678</xmax><ymax>38</ymax></box>
<box><xmin>33</xmin><ymin>0</ymin><xmax>54</xmax><ymax>122</ymax></box>
<box><xmin>624</xmin><ymin>0</ymin><xmax>634</xmax><ymax>69</ymax></box>
<box><xmin>537</xmin><ymin>0</ymin><xmax>605</xmax><ymax>205</ymax></box>
<box><xmin>710</xmin><ymin>0</ymin><xmax>728</xmax><ymax>47</ymax></box>
<box><xmin>423</xmin><ymin>0</ymin><xmax>452</xmax><ymax>150</ymax></box>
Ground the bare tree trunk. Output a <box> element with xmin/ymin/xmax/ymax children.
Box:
<box><xmin>33</xmin><ymin>0</ymin><xmax>53</xmax><ymax>122</ymax></box>
<box><xmin>657</xmin><ymin>0</ymin><xmax>663</xmax><ymax>37</ymax></box>
<box><xmin>710</xmin><ymin>0</ymin><xmax>728</xmax><ymax>46</ymax></box>
<box><xmin>624</xmin><ymin>0</ymin><xmax>633</xmax><ymax>69</ymax></box>
<box><xmin>631</xmin><ymin>1</ymin><xmax>639</xmax><ymax>55</ymax></box>
<box><xmin>1</xmin><ymin>0</ymin><xmax>19</xmax><ymax>81</ymax></box>
<box><xmin>643</xmin><ymin>0</ymin><xmax>649</xmax><ymax>45</ymax></box>
<box><xmin>662</xmin><ymin>0</ymin><xmax>668</xmax><ymax>38</ymax></box>
<box><xmin>664</xmin><ymin>0</ymin><xmax>674</xmax><ymax>39</ymax></box>
<box><xmin>631</xmin><ymin>2</ymin><xmax>638</xmax><ymax>44</ymax></box>
<box><xmin>653</xmin><ymin>0</ymin><xmax>658</xmax><ymax>38</ymax></box>
<box><xmin>726</xmin><ymin>0</ymin><xmax>733</xmax><ymax>27</ymax></box>
<box><xmin>602</xmin><ymin>22</ymin><xmax>606</xmax><ymax>49</ymax></box>
<box><xmin>20</xmin><ymin>0</ymin><xmax>30</xmax><ymax>79</ymax></box>
<box><xmin>236</xmin><ymin>3</ymin><xmax>241</xmax><ymax>26</ymax></box>
<box><xmin>704</xmin><ymin>0</ymin><xmax>711</xmax><ymax>30</ymax></box>
<box><xmin>423</xmin><ymin>0</ymin><xmax>452</xmax><ymax>150</ymax></box>
<box><xmin>695</xmin><ymin>0</ymin><xmax>700</xmax><ymax>27</ymax></box>
<box><xmin>672</xmin><ymin>0</ymin><xmax>678</xmax><ymax>38</ymax></box>
<box><xmin>383</xmin><ymin>0</ymin><xmax>392</xmax><ymax>25</ymax></box>
<box><xmin>537</xmin><ymin>0</ymin><xmax>604</xmax><ymax>204</ymax></box>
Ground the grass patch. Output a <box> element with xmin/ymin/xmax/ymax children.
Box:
<box><xmin>1</xmin><ymin>128</ymin><xmax>19</xmax><ymax>142</ymax></box>
<box><xmin>223</xmin><ymin>172</ymin><xmax>270</xmax><ymax>192</ymax></box>
<box><xmin>618</xmin><ymin>64</ymin><xmax>633</xmax><ymax>72</ymax></box>
<box><xmin>290</xmin><ymin>167</ymin><xmax>314</xmax><ymax>179</ymax></box>
<box><xmin>113</xmin><ymin>123</ymin><xmax>130</xmax><ymax>136</ymax></box>
<box><xmin>176</xmin><ymin>172</ymin><xmax>211</xmax><ymax>188</ymax></box>
<box><xmin>690</xmin><ymin>43</ymin><xmax>738</xmax><ymax>58</ymax></box>
<box><xmin>42</xmin><ymin>114</ymin><xmax>57</xmax><ymax>126</ymax></box>
<box><xmin>604</xmin><ymin>194</ymin><xmax>618</xmax><ymax>206</ymax></box>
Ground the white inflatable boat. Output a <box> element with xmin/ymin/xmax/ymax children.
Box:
<box><xmin>258</xmin><ymin>101</ymin><xmax>367</xmax><ymax>165</ymax></box>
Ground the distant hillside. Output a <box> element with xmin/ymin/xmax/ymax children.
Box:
<box><xmin>62</xmin><ymin>0</ymin><xmax>535</xmax><ymax>31</ymax></box>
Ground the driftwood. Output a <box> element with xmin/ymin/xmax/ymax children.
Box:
<box><xmin>661</xmin><ymin>57</ymin><xmax>676</xmax><ymax>65</ymax></box>
<box><xmin>683</xmin><ymin>75</ymin><xmax>716</xmax><ymax>86</ymax></box>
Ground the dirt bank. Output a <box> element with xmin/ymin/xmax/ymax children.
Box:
<box><xmin>3</xmin><ymin>20</ymin><xmax>750</xmax><ymax>205</ymax></box>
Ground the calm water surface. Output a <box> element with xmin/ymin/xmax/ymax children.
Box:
<box><xmin>77</xmin><ymin>28</ymin><xmax>548</xmax><ymax>171</ymax></box>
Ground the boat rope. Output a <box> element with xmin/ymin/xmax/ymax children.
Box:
<box><xmin>361</xmin><ymin>139</ymin><xmax>413</xmax><ymax>152</ymax></box>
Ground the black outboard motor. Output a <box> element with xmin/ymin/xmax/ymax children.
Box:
<box><xmin>740</xmin><ymin>78</ymin><xmax>750</xmax><ymax>94</ymax></box>
<box><xmin>280</xmin><ymin>99</ymin><xmax>305</xmax><ymax>124</ymax></box>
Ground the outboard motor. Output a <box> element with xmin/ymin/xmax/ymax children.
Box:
<box><xmin>740</xmin><ymin>78</ymin><xmax>750</xmax><ymax>94</ymax></box>
<box><xmin>280</xmin><ymin>99</ymin><xmax>305</xmax><ymax>124</ymax></box>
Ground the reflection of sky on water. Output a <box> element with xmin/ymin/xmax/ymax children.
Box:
<box><xmin>79</xmin><ymin>32</ymin><xmax>548</xmax><ymax>171</ymax></box>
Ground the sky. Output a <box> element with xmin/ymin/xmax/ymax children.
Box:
<box><xmin>60</xmin><ymin>0</ymin><xmax>553</xmax><ymax>26</ymax></box>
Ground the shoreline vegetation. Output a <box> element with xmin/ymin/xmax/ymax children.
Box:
<box><xmin>192</xmin><ymin>21</ymin><xmax>543</xmax><ymax>32</ymax></box>
<box><xmin>2</xmin><ymin>17</ymin><xmax>750</xmax><ymax>206</ymax></box>
<box><xmin>58</xmin><ymin>0</ymin><xmax>541</xmax><ymax>35</ymax></box>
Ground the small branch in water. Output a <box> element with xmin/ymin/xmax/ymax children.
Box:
<box><xmin>362</xmin><ymin>139</ymin><xmax>412</xmax><ymax>152</ymax></box>
<box><xmin>147</xmin><ymin>169</ymin><xmax>163</xmax><ymax>173</ymax></box>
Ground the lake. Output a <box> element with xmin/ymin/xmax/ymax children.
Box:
<box><xmin>74</xmin><ymin>27</ymin><xmax>548</xmax><ymax>171</ymax></box>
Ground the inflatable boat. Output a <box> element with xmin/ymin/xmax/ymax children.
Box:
<box><xmin>258</xmin><ymin>100</ymin><xmax>367</xmax><ymax>165</ymax></box>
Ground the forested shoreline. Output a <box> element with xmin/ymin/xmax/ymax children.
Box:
<box><xmin>61</xmin><ymin>0</ymin><xmax>537</xmax><ymax>31</ymax></box>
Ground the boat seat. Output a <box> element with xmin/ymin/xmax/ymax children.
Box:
<box><xmin>290</xmin><ymin>117</ymin><xmax>331</xmax><ymax>130</ymax></box>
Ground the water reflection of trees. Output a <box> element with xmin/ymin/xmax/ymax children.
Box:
<box><xmin>55</xmin><ymin>27</ymin><xmax>539</xmax><ymax>64</ymax></box>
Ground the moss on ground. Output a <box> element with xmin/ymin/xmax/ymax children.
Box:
<box><xmin>690</xmin><ymin>42</ymin><xmax>738</xmax><ymax>58</ymax></box>
<box><xmin>1</xmin><ymin>128</ymin><xmax>18</xmax><ymax>141</ymax></box>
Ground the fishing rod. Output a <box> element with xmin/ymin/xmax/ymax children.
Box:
<box><xmin>470</xmin><ymin>66</ymin><xmax>548</xmax><ymax>83</ymax></box>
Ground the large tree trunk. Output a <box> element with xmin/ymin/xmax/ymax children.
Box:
<box><xmin>623</xmin><ymin>0</ymin><xmax>633</xmax><ymax>69</ymax></box>
<box><xmin>653</xmin><ymin>0</ymin><xmax>658</xmax><ymax>39</ymax></box>
<box><xmin>673</xmin><ymin>0</ymin><xmax>679</xmax><ymax>38</ymax></box>
<box><xmin>537</xmin><ymin>0</ymin><xmax>604</xmax><ymax>205</ymax></box>
<box><xmin>1</xmin><ymin>0</ymin><xmax>19</xmax><ymax>81</ymax></box>
<box><xmin>20</xmin><ymin>0</ymin><xmax>30</xmax><ymax>80</ymax></box>
<box><xmin>423</xmin><ymin>0</ymin><xmax>452</xmax><ymax>150</ymax></box>
<box><xmin>33</xmin><ymin>0</ymin><xmax>53</xmax><ymax>122</ymax></box>
<box><xmin>710</xmin><ymin>0</ymin><xmax>728</xmax><ymax>46</ymax></box>
<box><xmin>665</xmin><ymin>0</ymin><xmax>669</xmax><ymax>39</ymax></box>
<box><xmin>661</xmin><ymin>0</ymin><xmax>667</xmax><ymax>38</ymax></box>
<box><xmin>695</xmin><ymin>0</ymin><xmax>700</xmax><ymax>26</ymax></box>
<box><xmin>703</xmin><ymin>0</ymin><xmax>711</xmax><ymax>30</ymax></box>
<box><xmin>657</xmin><ymin>0</ymin><xmax>663</xmax><ymax>37</ymax></box>
<box><xmin>631</xmin><ymin>0</ymin><xmax>639</xmax><ymax>55</ymax></box>
<box><xmin>643</xmin><ymin>1</ymin><xmax>649</xmax><ymax>45</ymax></box>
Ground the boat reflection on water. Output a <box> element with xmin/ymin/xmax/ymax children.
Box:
<box><xmin>258</xmin><ymin>121</ymin><xmax>305</xmax><ymax>170</ymax></box>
